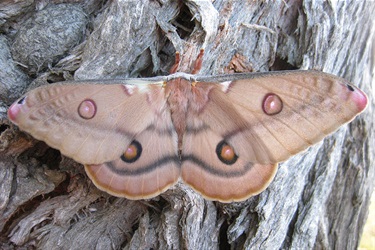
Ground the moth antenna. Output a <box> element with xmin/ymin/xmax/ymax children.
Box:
<box><xmin>191</xmin><ymin>48</ymin><xmax>204</xmax><ymax>74</ymax></box>
<box><xmin>170</xmin><ymin>52</ymin><xmax>181</xmax><ymax>74</ymax></box>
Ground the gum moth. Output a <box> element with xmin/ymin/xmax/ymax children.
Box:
<box><xmin>8</xmin><ymin>51</ymin><xmax>368</xmax><ymax>202</ymax></box>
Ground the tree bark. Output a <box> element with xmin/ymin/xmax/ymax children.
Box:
<box><xmin>0</xmin><ymin>0</ymin><xmax>374</xmax><ymax>249</ymax></box>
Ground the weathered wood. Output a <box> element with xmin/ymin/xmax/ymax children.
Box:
<box><xmin>0</xmin><ymin>0</ymin><xmax>373</xmax><ymax>249</ymax></box>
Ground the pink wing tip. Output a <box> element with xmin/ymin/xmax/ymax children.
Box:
<box><xmin>7</xmin><ymin>102</ymin><xmax>21</xmax><ymax>124</ymax></box>
<box><xmin>352</xmin><ymin>87</ymin><xmax>368</xmax><ymax>112</ymax></box>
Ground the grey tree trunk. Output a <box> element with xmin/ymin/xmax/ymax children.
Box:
<box><xmin>0</xmin><ymin>1</ymin><xmax>374</xmax><ymax>249</ymax></box>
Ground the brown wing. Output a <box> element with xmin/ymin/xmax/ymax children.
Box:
<box><xmin>8</xmin><ymin>82</ymin><xmax>180</xmax><ymax>199</ymax></box>
<box><xmin>85</xmin><ymin>118</ymin><xmax>180</xmax><ymax>199</ymax></box>
<box><xmin>181</xmin><ymin>70</ymin><xmax>367</xmax><ymax>202</ymax></box>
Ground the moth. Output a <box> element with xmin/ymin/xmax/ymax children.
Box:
<box><xmin>7</xmin><ymin>50</ymin><xmax>368</xmax><ymax>202</ymax></box>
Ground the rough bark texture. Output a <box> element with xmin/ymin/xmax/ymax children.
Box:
<box><xmin>0</xmin><ymin>0</ymin><xmax>374</xmax><ymax>249</ymax></box>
